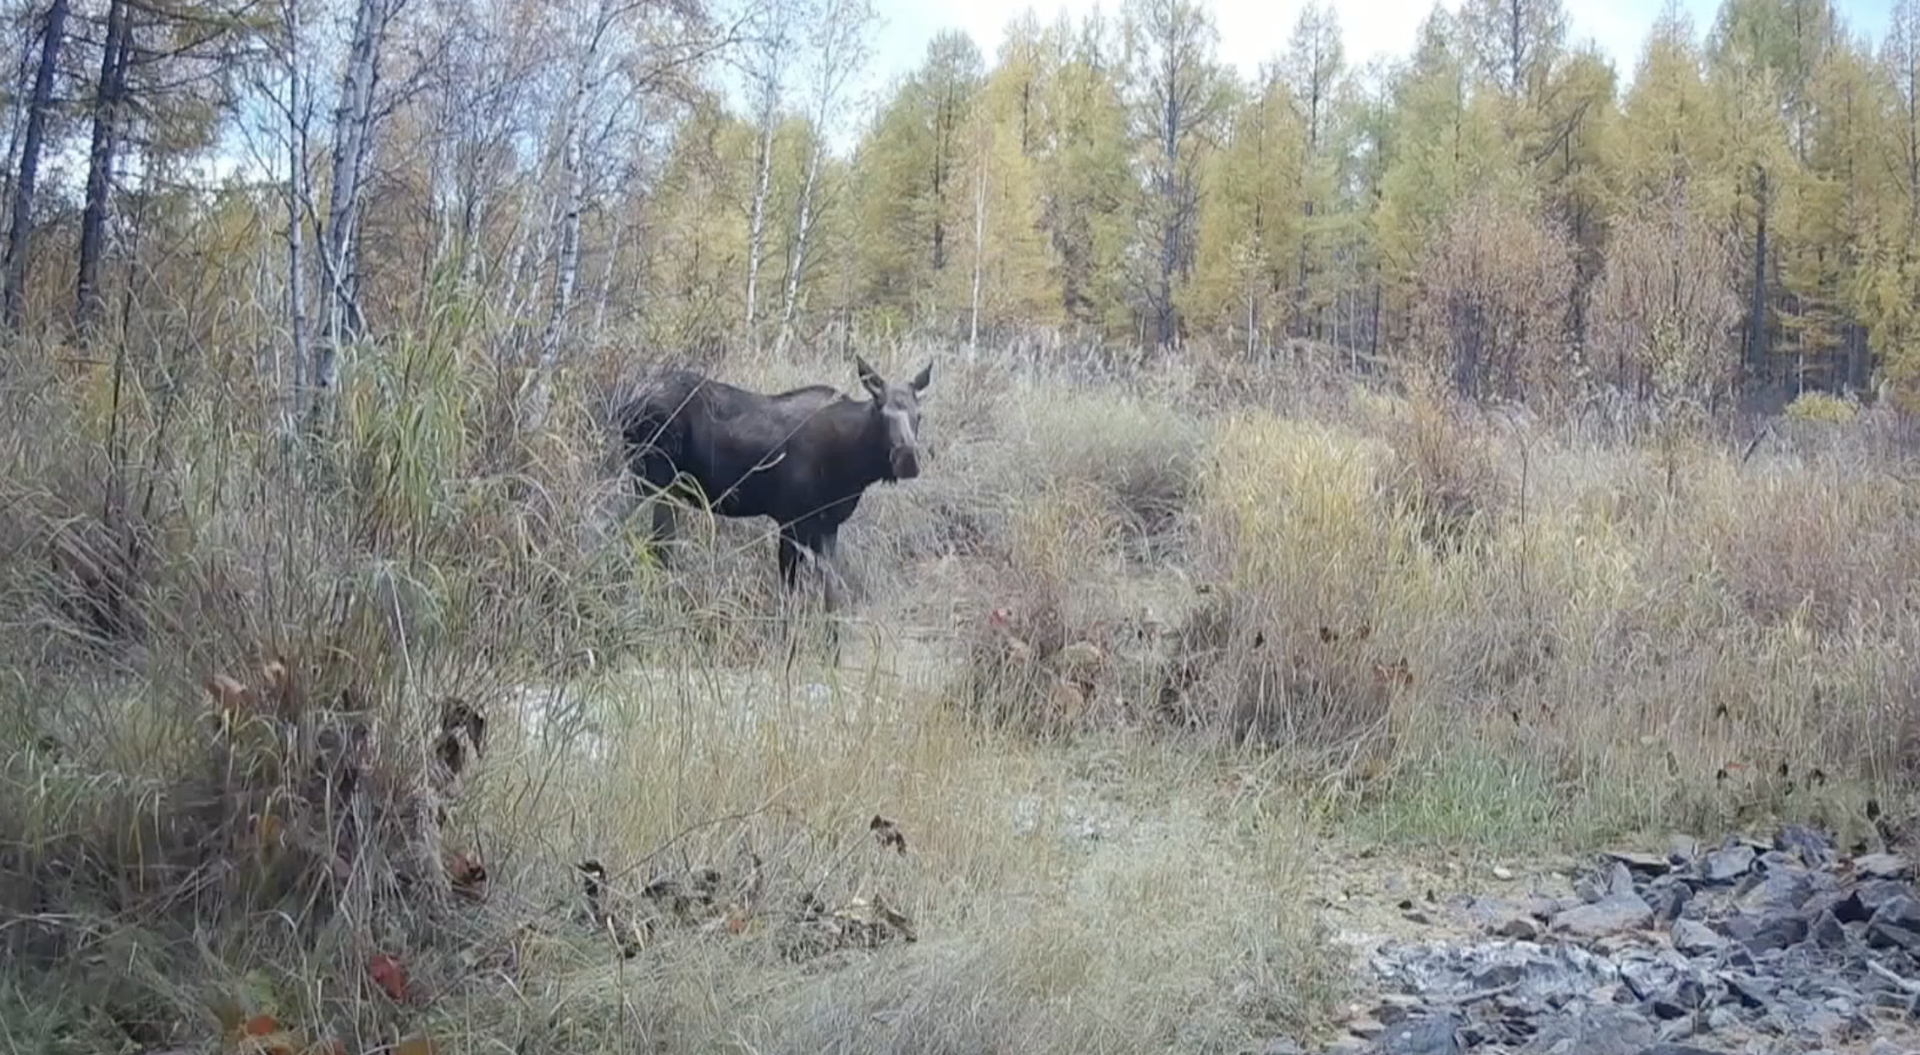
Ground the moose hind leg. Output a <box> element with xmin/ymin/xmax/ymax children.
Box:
<box><xmin>777</xmin><ymin>530</ymin><xmax>804</xmax><ymax>590</ymax></box>
<box><xmin>647</xmin><ymin>500</ymin><xmax>679</xmax><ymax>557</ymax></box>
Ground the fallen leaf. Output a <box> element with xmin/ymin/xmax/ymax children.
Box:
<box><xmin>260</xmin><ymin>658</ymin><xmax>291</xmax><ymax>698</ymax></box>
<box><xmin>243</xmin><ymin>1014</ymin><xmax>277</xmax><ymax>1037</ymax></box>
<box><xmin>448</xmin><ymin>852</ymin><xmax>487</xmax><ymax>900</ymax></box>
<box><xmin>245</xmin><ymin>1034</ymin><xmax>305</xmax><ymax>1055</ymax></box>
<box><xmin>1371</xmin><ymin>658</ymin><xmax>1413</xmax><ymax>689</ymax></box>
<box><xmin>206</xmin><ymin>674</ymin><xmax>253</xmax><ymax>723</ymax></box>
<box><xmin>367</xmin><ymin>952</ymin><xmax>408</xmax><ymax>1002</ymax></box>
<box><xmin>394</xmin><ymin>1033</ymin><xmax>436</xmax><ymax>1055</ymax></box>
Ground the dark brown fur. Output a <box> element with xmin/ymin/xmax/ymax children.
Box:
<box><xmin>615</xmin><ymin>356</ymin><xmax>932</xmax><ymax>605</ymax></box>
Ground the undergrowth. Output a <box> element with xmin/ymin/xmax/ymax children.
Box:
<box><xmin>3</xmin><ymin>310</ymin><xmax>1919</xmax><ymax>1054</ymax></box>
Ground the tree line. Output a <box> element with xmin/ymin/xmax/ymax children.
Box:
<box><xmin>0</xmin><ymin>0</ymin><xmax>1913</xmax><ymax>420</ymax></box>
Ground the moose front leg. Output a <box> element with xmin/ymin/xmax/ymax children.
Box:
<box><xmin>795</xmin><ymin>527</ymin><xmax>848</xmax><ymax>665</ymax></box>
<box><xmin>776</xmin><ymin>529</ymin><xmax>804</xmax><ymax>590</ymax></box>
<box><xmin>812</xmin><ymin>531</ymin><xmax>850</xmax><ymax>612</ymax></box>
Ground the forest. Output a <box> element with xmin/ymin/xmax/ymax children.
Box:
<box><xmin>0</xmin><ymin>0</ymin><xmax>1910</xmax><ymax>412</ymax></box>
<box><xmin>4</xmin><ymin>0</ymin><xmax>1920</xmax><ymax>1053</ymax></box>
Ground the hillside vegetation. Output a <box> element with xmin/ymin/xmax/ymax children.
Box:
<box><xmin>1</xmin><ymin>0</ymin><xmax>1919</xmax><ymax>1050</ymax></box>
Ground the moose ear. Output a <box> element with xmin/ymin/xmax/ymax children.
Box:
<box><xmin>909</xmin><ymin>361</ymin><xmax>933</xmax><ymax>394</ymax></box>
<box><xmin>854</xmin><ymin>354</ymin><xmax>885</xmax><ymax>398</ymax></box>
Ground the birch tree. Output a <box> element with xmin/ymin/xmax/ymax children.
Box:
<box><xmin>524</xmin><ymin>0</ymin><xmax>720</xmax><ymax>430</ymax></box>
<box><xmin>774</xmin><ymin>0</ymin><xmax>873</xmax><ymax>356</ymax></box>
<box><xmin>311</xmin><ymin>0</ymin><xmax>406</xmax><ymax>422</ymax></box>
<box><xmin>740</xmin><ymin>0</ymin><xmax>794</xmax><ymax>347</ymax></box>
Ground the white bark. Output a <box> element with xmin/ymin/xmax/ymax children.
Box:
<box><xmin>774</xmin><ymin>136</ymin><xmax>820</xmax><ymax>357</ymax></box>
<box><xmin>523</xmin><ymin>123</ymin><xmax>581</xmax><ymax>432</ymax></box>
<box><xmin>522</xmin><ymin>0</ymin><xmax>629</xmax><ymax>432</ymax></box>
<box><xmin>743</xmin><ymin>0</ymin><xmax>793</xmax><ymax>349</ymax></box>
<box><xmin>774</xmin><ymin>0</ymin><xmax>874</xmax><ymax>357</ymax></box>
<box><xmin>592</xmin><ymin>219</ymin><xmax>622</xmax><ymax>339</ymax></box>
<box><xmin>968</xmin><ymin>150</ymin><xmax>985</xmax><ymax>352</ymax></box>
<box><xmin>743</xmin><ymin>109</ymin><xmax>776</xmax><ymax>345</ymax></box>
<box><xmin>312</xmin><ymin>0</ymin><xmax>396</xmax><ymax>418</ymax></box>
<box><xmin>284</xmin><ymin>0</ymin><xmax>309</xmax><ymax>429</ymax></box>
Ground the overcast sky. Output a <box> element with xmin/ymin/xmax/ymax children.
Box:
<box><xmin>856</xmin><ymin>0</ymin><xmax>1900</xmax><ymax>101</ymax></box>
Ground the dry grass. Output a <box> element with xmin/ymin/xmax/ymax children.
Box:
<box><xmin>4</xmin><ymin>317</ymin><xmax>1920</xmax><ymax>1054</ymax></box>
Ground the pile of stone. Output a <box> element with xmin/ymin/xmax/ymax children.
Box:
<box><xmin>1329</xmin><ymin>827</ymin><xmax>1920</xmax><ymax>1055</ymax></box>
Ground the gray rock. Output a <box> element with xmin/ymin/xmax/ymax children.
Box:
<box><xmin>1807</xmin><ymin>908</ymin><xmax>1849</xmax><ymax>950</ymax></box>
<box><xmin>1649</xmin><ymin>975</ymin><xmax>1708</xmax><ymax>1018</ymax></box>
<box><xmin>1734</xmin><ymin>868</ymin><xmax>1815</xmax><ymax>916</ymax></box>
<box><xmin>1668</xmin><ymin>834</ymin><xmax>1701</xmax><ymax>865</ymax></box>
<box><xmin>1621</xmin><ymin>956</ymin><xmax>1680</xmax><ymax>1002</ymax></box>
<box><xmin>1725</xmin><ymin>910</ymin><xmax>1808</xmax><ymax>953</ymax></box>
<box><xmin>1493</xmin><ymin>915</ymin><xmax>1541</xmax><ymax>941</ymax></box>
<box><xmin>1370</xmin><ymin>1011</ymin><xmax>1462</xmax><ymax>1055</ymax></box>
<box><xmin>1553</xmin><ymin>894</ymin><xmax>1655</xmax><ymax>938</ymax></box>
<box><xmin>1671</xmin><ymin>918</ymin><xmax>1726</xmax><ymax>955</ymax></box>
<box><xmin>1866</xmin><ymin>896</ymin><xmax>1920</xmax><ymax>953</ymax></box>
<box><xmin>1720</xmin><ymin>970</ymin><xmax>1777</xmax><ymax>1010</ymax></box>
<box><xmin>1857</xmin><ymin>853</ymin><xmax>1914</xmax><ymax>880</ymax></box>
<box><xmin>1517</xmin><ymin>1004</ymin><xmax>1656</xmax><ymax>1055</ymax></box>
<box><xmin>1647</xmin><ymin>876</ymin><xmax>1693</xmax><ymax>924</ymax></box>
<box><xmin>1351</xmin><ymin>823</ymin><xmax>1919</xmax><ymax>1055</ymax></box>
<box><xmin>1776</xmin><ymin>825</ymin><xmax>1835</xmax><ymax>868</ymax></box>
<box><xmin>1608</xmin><ymin>849</ymin><xmax>1675</xmax><ymax>876</ymax></box>
<box><xmin>1703</xmin><ymin>844</ymin><xmax>1757</xmax><ymax>883</ymax></box>
<box><xmin>1803</xmin><ymin>886</ymin><xmax>1871</xmax><ymax>925</ymax></box>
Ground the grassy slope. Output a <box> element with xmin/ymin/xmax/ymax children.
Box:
<box><xmin>0</xmin><ymin>335</ymin><xmax>1914</xmax><ymax>1054</ymax></box>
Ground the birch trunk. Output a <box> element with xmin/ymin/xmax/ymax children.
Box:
<box><xmin>968</xmin><ymin>155</ymin><xmax>985</xmax><ymax>353</ymax></box>
<box><xmin>743</xmin><ymin>104</ymin><xmax>775</xmax><ymax>347</ymax></box>
<box><xmin>313</xmin><ymin>0</ymin><xmax>391</xmax><ymax>415</ymax></box>
<box><xmin>284</xmin><ymin>0</ymin><xmax>309</xmax><ymax>428</ymax></box>
<box><xmin>3</xmin><ymin>0</ymin><xmax>67</xmax><ymax>330</ymax></box>
<box><xmin>774</xmin><ymin>135</ymin><xmax>820</xmax><ymax>358</ymax></box>
<box><xmin>523</xmin><ymin>121</ymin><xmax>582</xmax><ymax>432</ymax></box>
<box><xmin>592</xmin><ymin>220</ymin><xmax>621</xmax><ymax>339</ymax></box>
<box><xmin>774</xmin><ymin>0</ymin><xmax>875</xmax><ymax>357</ymax></box>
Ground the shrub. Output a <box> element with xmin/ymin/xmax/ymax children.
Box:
<box><xmin>1586</xmin><ymin>179</ymin><xmax>1742</xmax><ymax>407</ymax></box>
<box><xmin>1163</xmin><ymin>415</ymin><xmax>1424</xmax><ymax>761</ymax></box>
<box><xmin>1408</xmin><ymin>188</ymin><xmax>1577</xmax><ymax>406</ymax></box>
<box><xmin>1784</xmin><ymin>390</ymin><xmax>1859</xmax><ymax>424</ymax></box>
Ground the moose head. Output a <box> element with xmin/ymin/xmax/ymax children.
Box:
<box><xmin>854</xmin><ymin>355</ymin><xmax>932</xmax><ymax>481</ymax></box>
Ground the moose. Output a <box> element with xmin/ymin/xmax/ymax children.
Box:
<box><xmin>614</xmin><ymin>355</ymin><xmax>933</xmax><ymax>613</ymax></box>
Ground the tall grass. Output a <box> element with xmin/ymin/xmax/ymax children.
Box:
<box><xmin>3</xmin><ymin>306</ymin><xmax>1916</xmax><ymax>1053</ymax></box>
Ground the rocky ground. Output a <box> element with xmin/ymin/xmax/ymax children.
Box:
<box><xmin>1285</xmin><ymin>827</ymin><xmax>1920</xmax><ymax>1055</ymax></box>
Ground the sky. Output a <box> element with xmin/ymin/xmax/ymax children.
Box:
<box><xmin>855</xmin><ymin>0</ymin><xmax>1902</xmax><ymax>102</ymax></box>
<box><xmin>185</xmin><ymin>0</ymin><xmax>1902</xmax><ymax>188</ymax></box>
